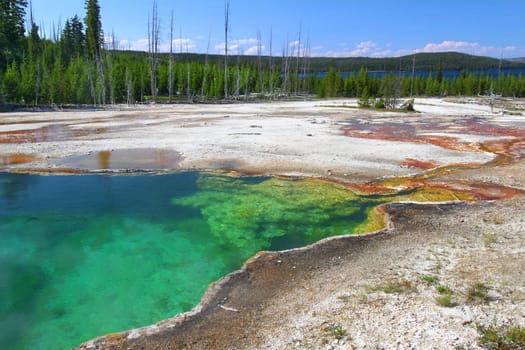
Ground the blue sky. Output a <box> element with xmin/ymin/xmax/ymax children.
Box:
<box><xmin>30</xmin><ymin>0</ymin><xmax>525</xmax><ymax>58</ymax></box>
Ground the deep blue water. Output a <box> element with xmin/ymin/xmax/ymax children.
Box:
<box><xmin>311</xmin><ymin>68</ymin><xmax>525</xmax><ymax>79</ymax></box>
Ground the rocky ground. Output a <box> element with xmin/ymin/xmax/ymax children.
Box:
<box><xmin>1</xmin><ymin>97</ymin><xmax>524</xmax><ymax>349</ymax></box>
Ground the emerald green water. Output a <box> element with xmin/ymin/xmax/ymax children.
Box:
<box><xmin>0</xmin><ymin>172</ymin><xmax>381</xmax><ymax>349</ymax></box>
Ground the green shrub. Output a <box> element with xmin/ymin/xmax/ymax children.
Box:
<box><xmin>436</xmin><ymin>284</ymin><xmax>452</xmax><ymax>295</ymax></box>
<box><xmin>420</xmin><ymin>275</ymin><xmax>439</xmax><ymax>285</ymax></box>
<box><xmin>478</xmin><ymin>324</ymin><xmax>525</xmax><ymax>349</ymax></box>
<box><xmin>375</xmin><ymin>280</ymin><xmax>416</xmax><ymax>294</ymax></box>
<box><xmin>467</xmin><ymin>282</ymin><xmax>489</xmax><ymax>304</ymax></box>
<box><xmin>435</xmin><ymin>295</ymin><xmax>454</xmax><ymax>307</ymax></box>
<box><xmin>330</xmin><ymin>325</ymin><xmax>347</xmax><ymax>339</ymax></box>
<box><xmin>374</xmin><ymin>98</ymin><xmax>386</xmax><ymax>109</ymax></box>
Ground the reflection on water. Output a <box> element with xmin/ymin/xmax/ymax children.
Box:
<box><xmin>0</xmin><ymin>125</ymin><xmax>102</xmax><ymax>144</ymax></box>
<box><xmin>0</xmin><ymin>154</ymin><xmax>38</xmax><ymax>166</ymax></box>
<box><xmin>58</xmin><ymin>149</ymin><xmax>184</xmax><ymax>170</ymax></box>
<box><xmin>98</xmin><ymin>151</ymin><xmax>111</xmax><ymax>169</ymax></box>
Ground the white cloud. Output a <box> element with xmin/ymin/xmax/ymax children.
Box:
<box><xmin>118</xmin><ymin>38</ymin><xmax>149</xmax><ymax>51</ymax></box>
<box><xmin>214</xmin><ymin>38</ymin><xmax>264</xmax><ymax>54</ymax></box>
<box><xmin>288</xmin><ymin>40</ymin><xmax>300</xmax><ymax>48</ymax></box>
<box><xmin>235</xmin><ymin>38</ymin><xmax>260</xmax><ymax>46</ymax></box>
<box><xmin>422</xmin><ymin>40</ymin><xmax>481</xmax><ymax>53</ymax></box>
<box><xmin>244</xmin><ymin>45</ymin><xmax>265</xmax><ymax>55</ymax></box>
<box><xmin>105</xmin><ymin>37</ymin><xmax>196</xmax><ymax>53</ymax></box>
<box><xmin>312</xmin><ymin>41</ymin><xmax>381</xmax><ymax>57</ymax></box>
<box><xmin>421</xmin><ymin>40</ymin><xmax>519</xmax><ymax>57</ymax></box>
<box><xmin>160</xmin><ymin>38</ymin><xmax>197</xmax><ymax>52</ymax></box>
<box><xmin>312</xmin><ymin>40</ymin><xmax>524</xmax><ymax>58</ymax></box>
<box><xmin>107</xmin><ymin>36</ymin><xmax>524</xmax><ymax>59</ymax></box>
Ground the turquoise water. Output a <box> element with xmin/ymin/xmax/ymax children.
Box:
<box><xmin>0</xmin><ymin>172</ymin><xmax>379</xmax><ymax>349</ymax></box>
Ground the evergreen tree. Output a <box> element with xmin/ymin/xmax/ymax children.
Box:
<box><xmin>62</xmin><ymin>15</ymin><xmax>85</xmax><ymax>63</ymax></box>
<box><xmin>2</xmin><ymin>60</ymin><xmax>20</xmax><ymax>101</ymax></box>
<box><xmin>0</xmin><ymin>0</ymin><xmax>28</xmax><ymax>67</ymax></box>
<box><xmin>436</xmin><ymin>60</ymin><xmax>443</xmax><ymax>83</ymax></box>
<box><xmin>27</xmin><ymin>3</ymin><xmax>40</xmax><ymax>61</ymax></box>
<box><xmin>84</xmin><ymin>0</ymin><xmax>103</xmax><ymax>59</ymax></box>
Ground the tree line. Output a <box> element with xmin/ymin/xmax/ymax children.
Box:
<box><xmin>1</xmin><ymin>0</ymin><xmax>525</xmax><ymax>107</ymax></box>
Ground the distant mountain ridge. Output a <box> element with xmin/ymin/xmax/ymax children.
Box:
<box><xmin>506</xmin><ymin>57</ymin><xmax>525</xmax><ymax>64</ymax></box>
<box><xmin>147</xmin><ymin>51</ymin><xmax>525</xmax><ymax>73</ymax></box>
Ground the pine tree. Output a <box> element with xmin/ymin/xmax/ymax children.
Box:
<box><xmin>62</xmin><ymin>15</ymin><xmax>85</xmax><ymax>63</ymax></box>
<box><xmin>0</xmin><ymin>0</ymin><xmax>28</xmax><ymax>67</ymax></box>
<box><xmin>84</xmin><ymin>0</ymin><xmax>103</xmax><ymax>59</ymax></box>
<box><xmin>2</xmin><ymin>60</ymin><xmax>21</xmax><ymax>101</ymax></box>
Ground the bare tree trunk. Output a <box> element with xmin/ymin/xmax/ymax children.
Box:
<box><xmin>295</xmin><ymin>23</ymin><xmax>301</xmax><ymax>96</ymax></box>
<box><xmin>148</xmin><ymin>14</ymin><xmax>152</xmax><ymax>101</ymax></box>
<box><xmin>105</xmin><ymin>31</ymin><xmax>116</xmax><ymax>105</ymax></box>
<box><xmin>301</xmin><ymin>37</ymin><xmax>309</xmax><ymax>98</ymax></box>
<box><xmin>234</xmin><ymin>45</ymin><xmax>241</xmax><ymax>99</ymax></box>
<box><xmin>187</xmin><ymin>62</ymin><xmax>191</xmax><ymax>101</ymax></box>
<box><xmin>149</xmin><ymin>0</ymin><xmax>159</xmax><ymax>103</ymax></box>
<box><xmin>257</xmin><ymin>30</ymin><xmax>262</xmax><ymax>94</ymax></box>
<box><xmin>140</xmin><ymin>65</ymin><xmax>145</xmax><ymax>103</ymax></box>
<box><xmin>169</xmin><ymin>10</ymin><xmax>174</xmax><ymax>103</ymax></box>
<box><xmin>282</xmin><ymin>35</ymin><xmax>290</xmax><ymax>98</ymax></box>
<box><xmin>224</xmin><ymin>0</ymin><xmax>230</xmax><ymax>99</ymax></box>
<box><xmin>96</xmin><ymin>53</ymin><xmax>106</xmax><ymax>105</ymax></box>
<box><xmin>201</xmin><ymin>33</ymin><xmax>211</xmax><ymax>100</ymax></box>
<box><xmin>106</xmin><ymin>53</ymin><xmax>114</xmax><ymax>105</ymax></box>
<box><xmin>86</xmin><ymin>58</ymin><xmax>96</xmax><ymax>105</ymax></box>
<box><xmin>268</xmin><ymin>28</ymin><xmax>273</xmax><ymax>98</ymax></box>
<box><xmin>126</xmin><ymin>67</ymin><xmax>133</xmax><ymax>105</ymax></box>
<box><xmin>289</xmin><ymin>38</ymin><xmax>296</xmax><ymax>96</ymax></box>
<box><xmin>35</xmin><ymin>63</ymin><xmax>41</xmax><ymax>105</ymax></box>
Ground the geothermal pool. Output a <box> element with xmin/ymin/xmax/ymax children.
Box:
<box><xmin>0</xmin><ymin>172</ymin><xmax>383</xmax><ymax>349</ymax></box>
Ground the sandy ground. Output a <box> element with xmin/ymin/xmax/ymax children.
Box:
<box><xmin>1</xmin><ymin>97</ymin><xmax>525</xmax><ymax>349</ymax></box>
<box><xmin>0</xmin><ymin>98</ymin><xmax>506</xmax><ymax>180</ymax></box>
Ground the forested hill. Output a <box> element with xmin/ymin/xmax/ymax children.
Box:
<box><xmin>154</xmin><ymin>51</ymin><xmax>525</xmax><ymax>73</ymax></box>
<box><xmin>306</xmin><ymin>52</ymin><xmax>525</xmax><ymax>72</ymax></box>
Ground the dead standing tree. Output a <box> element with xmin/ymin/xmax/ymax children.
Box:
<box><xmin>169</xmin><ymin>10</ymin><xmax>174</xmax><ymax>103</ymax></box>
<box><xmin>282</xmin><ymin>35</ymin><xmax>290</xmax><ymax>98</ymax></box>
<box><xmin>224</xmin><ymin>0</ymin><xmax>230</xmax><ymax>99</ymax></box>
<box><xmin>295</xmin><ymin>23</ymin><xmax>301</xmax><ymax>96</ymax></box>
<box><xmin>301</xmin><ymin>37</ymin><xmax>310</xmax><ymax>98</ymax></box>
<box><xmin>257</xmin><ymin>30</ymin><xmax>263</xmax><ymax>94</ymax></box>
<box><xmin>148</xmin><ymin>0</ymin><xmax>160</xmax><ymax>103</ymax></box>
<box><xmin>268</xmin><ymin>28</ymin><xmax>274</xmax><ymax>97</ymax></box>
<box><xmin>201</xmin><ymin>33</ymin><xmax>211</xmax><ymax>100</ymax></box>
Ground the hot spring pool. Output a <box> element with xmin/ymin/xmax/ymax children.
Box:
<box><xmin>0</xmin><ymin>172</ymin><xmax>382</xmax><ymax>349</ymax></box>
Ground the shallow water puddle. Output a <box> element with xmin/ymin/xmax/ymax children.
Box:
<box><xmin>1</xmin><ymin>154</ymin><xmax>38</xmax><ymax>166</ymax></box>
<box><xmin>57</xmin><ymin>149</ymin><xmax>184</xmax><ymax>170</ymax></box>
<box><xmin>0</xmin><ymin>125</ymin><xmax>95</xmax><ymax>144</ymax></box>
<box><xmin>0</xmin><ymin>172</ymin><xmax>386</xmax><ymax>350</ymax></box>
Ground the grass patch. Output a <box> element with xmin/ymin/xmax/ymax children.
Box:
<box><xmin>320</xmin><ymin>323</ymin><xmax>349</xmax><ymax>340</ymax></box>
<box><xmin>370</xmin><ymin>279</ymin><xmax>417</xmax><ymax>294</ymax></box>
<box><xmin>466</xmin><ymin>282</ymin><xmax>490</xmax><ymax>304</ymax></box>
<box><xmin>433</xmin><ymin>283</ymin><xmax>456</xmax><ymax>307</ymax></box>
<box><xmin>436</xmin><ymin>284</ymin><xmax>452</xmax><ymax>295</ymax></box>
<box><xmin>420</xmin><ymin>275</ymin><xmax>439</xmax><ymax>285</ymax></box>
<box><xmin>477</xmin><ymin>324</ymin><xmax>525</xmax><ymax>349</ymax></box>
<box><xmin>330</xmin><ymin>324</ymin><xmax>347</xmax><ymax>339</ymax></box>
<box><xmin>435</xmin><ymin>295</ymin><xmax>454</xmax><ymax>307</ymax></box>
